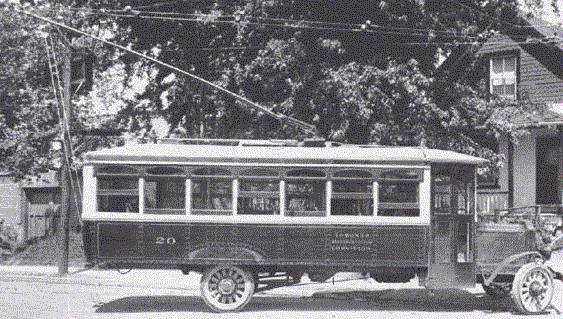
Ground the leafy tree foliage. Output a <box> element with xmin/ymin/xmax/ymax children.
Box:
<box><xmin>0</xmin><ymin>0</ymin><xmax>558</xmax><ymax>178</ymax></box>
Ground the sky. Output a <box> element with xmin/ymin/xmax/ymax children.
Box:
<box><xmin>521</xmin><ymin>0</ymin><xmax>562</xmax><ymax>25</ymax></box>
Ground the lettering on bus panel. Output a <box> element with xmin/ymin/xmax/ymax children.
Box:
<box><xmin>143</xmin><ymin>224</ymin><xmax>187</xmax><ymax>258</ymax></box>
<box><xmin>327</xmin><ymin>227</ymin><xmax>427</xmax><ymax>263</ymax></box>
<box><xmin>329</xmin><ymin>231</ymin><xmax>376</xmax><ymax>254</ymax></box>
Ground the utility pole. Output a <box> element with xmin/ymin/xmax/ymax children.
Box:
<box><xmin>58</xmin><ymin>47</ymin><xmax>72</xmax><ymax>275</ymax></box>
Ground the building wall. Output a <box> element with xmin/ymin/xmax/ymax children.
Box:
<box><xmin>477</xmin><ymin>34</ymin><xmax>563</xmax><ymax>105</ymax></box>
<box><xmin>0</xmin><ymin>175</ymin><xmax>24</xmax><ymax>242</ymax></box>
<box><xmin>0</xmin><ymin>171</ymin><xmax>82</xmax><ymax>243</ymax></box>
<box><xmin>496</xmin><ymin>129</ymin><xmax>562</xmax><ymax>209</ymax></box>
<box><xmin>497</xmin><ymin>137</ymin><xmax>510</xmax><ymax>193</ymax></box>
<box><xmin>495</xmin><ymin>134</ymin><xmax>538</xmax><ymax>209</ymax></box>
<box><xmin>512</xmin><ymin>132</ymin><xmax>537</xmax><ymax>208</ymax></box>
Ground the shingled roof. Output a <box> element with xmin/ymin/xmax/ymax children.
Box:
<box><xmin>436</xmin><ymin>13</ymin><xmax>562</xmax><ymax>126</ymax></box>
<box><xmin>437</xmin><ymin>13</ymin><xmax>562</xmax><ymax>79</ymax></box>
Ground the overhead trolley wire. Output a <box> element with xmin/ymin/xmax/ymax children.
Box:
<box><xmin>44</xmin><ymin>5</ymin><xmax>485</xmax><ymax>40</ymax></box>
<box><xmin>58</xmin><ymin>9</ymin><xmax>491</xmax><ymax>42</ymax></box>
<box><xmin>14</xmin><ymin>6</ymin><xmax>318</xmax><ymax>137</ymax></box>
<box><xmin>43</xmin><ymin>5</ymin><xmax>556</xmax><ymax>44</ymax></box>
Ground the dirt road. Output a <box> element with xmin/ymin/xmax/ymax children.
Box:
<box><xmin>0</xmin><ymin>267</ymin><xmax>561</xmax><ymax>319</ymax></box>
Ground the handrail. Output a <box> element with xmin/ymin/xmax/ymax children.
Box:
<box><xmin>493</xmin><ymin>205</ymin><xmax>541</xmax><ymax>224</ymax></box>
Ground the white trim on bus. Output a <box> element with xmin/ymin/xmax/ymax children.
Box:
<box><xmin>82</xmin><ymin>213</ymin><xmax>430</xmax><ymax>225</ymax></box>
<box><xmin>86</xmin><ymin>160</ymin><xmax>430</xmax><ymax>170</ymax></box>
<box><xmin>82</xmin><ymin>165</ymin><xmax>433</xmax><ymax>226</ymax></box>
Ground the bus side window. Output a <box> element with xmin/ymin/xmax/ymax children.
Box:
<box><xmin>191</xmin><ymin>168</ymin><xmax>232</xmax><ymax>215</ymax></box>
<box><xmin>377</xmin><ymin>170</ymin><xmax>421</xmax><ymax>217</ymax></box>
<box><xmin>238</xmin><ymin>169</ymin><xmax>280</xmax><ymax>215</ymax></box>
<box><xmin>144</xmin><ymin>167</ymin><xmax>185</xmax><ymax>215</ymax></box>
<box><xmin>286</xmin><ymin>169</ymin><xmax>326</xmax><ymax>217</ymax></box>
<box><xmin>96</xmin><ymin>166</ymin><xmax>139</xmax><ymax>213</ymax></box>
<box><xmin>331</xmin><ymin>170</ymin><xmax>373</xmax><ymax>216</ymax></box>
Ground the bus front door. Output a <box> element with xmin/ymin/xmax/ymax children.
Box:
<box><xmin>427</xmin><ymin>166</ymin><xmax>476</xmax><ymax>289</ymax></box>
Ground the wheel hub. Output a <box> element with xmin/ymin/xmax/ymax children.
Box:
<box><xmin>529</xmin><ymin>281</ymin><xmax>543</xmax><ymax>297</ymax></box>
<box><xmin>218</xmin><ymin>278</ymin><xmax>236</xmax><ymax>295</ymax></box>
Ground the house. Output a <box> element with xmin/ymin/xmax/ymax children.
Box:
<box><xmin>440</xmin><ymin>14</ymin><xmax>562</xmax><ymax>216</ymax></box>
<box><xmin>0</xmin><ymin>171</ymin><xmax>81</xmax><ymax>245</ymax></box>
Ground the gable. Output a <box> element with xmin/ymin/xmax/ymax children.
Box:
<box><xmin>476</xmin><ymin>33</ymin><xmax>562</xmax><ymax>106</ymax></box>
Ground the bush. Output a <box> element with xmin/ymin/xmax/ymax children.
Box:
<box><xmin>0</xmin><ymin>219</ymin><xmax>19</xmax><ymax>253</ymax></box>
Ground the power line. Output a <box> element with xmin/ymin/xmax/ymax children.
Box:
<box><xmin>131</xmin><ymin>0</ymin><xmax>184</xmax><ymax>10</ymax></box>
<box><xmin>14</xmin><ymin>6</ymin><xmax>318</xmax><ymax>137</ymax></box>
<box><xmin>65</xmin><ymin>10</ymin><xmax>490</xmax><ymax>41</ymax></box>
<box><xmin>47</xmin><ymin>6</ymin><xmax>485</xmax><ymax>40</ymax></box>
<box><xmin>62</xmin><ymin>5</ymin><xmax>479</xmax><ymax>38</ymax></box>
<box><xmin>52</xmin><ymin>6</ymin><xmax>556</xmax><ymax>43</ymax></box>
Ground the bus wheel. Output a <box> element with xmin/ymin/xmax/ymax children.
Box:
<box><xmin>200</xmin><ymin>265</ymin><xmax>255</xmax><ymax>312</ymax></box>
<box><xmin>510</xmin><ymin>263</ymin><xmax>554</xmax><ymax>314</ymax></box>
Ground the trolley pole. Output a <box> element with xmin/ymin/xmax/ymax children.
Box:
<box><xmin>58</xmin><ymin>48</ymin><xmax>72</xmax><ymax>276</ymax></box>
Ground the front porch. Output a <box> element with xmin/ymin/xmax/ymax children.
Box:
<box><xmin>477</xmin><ymin>127</ymin><xmax>562</xmax><ymax>218</ymax></box>
<box><xmin>477</xmin><ymin>191</ymin><xmax>561</xmax><ymax>215</ymax></box>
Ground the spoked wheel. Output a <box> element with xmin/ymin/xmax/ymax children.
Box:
<box><xmin>482</xmin><ymin>284</ymin><xmax>511</xmax><ymax>298</ymax></box>
<box><xmin>510</xmin><ymin>262</ymin><xmax>554</xmax><ymax>314</ymax></box>
<box><xmin>200</xmin><ymin>265</ymin><xmax>255</xmax><ymax>312</ymax></box>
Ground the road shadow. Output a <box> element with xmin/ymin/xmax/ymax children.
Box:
<box><xmin>94</xmin><ymin>288</ymin><xmax>517</xmax><ymax>314</ymax></box>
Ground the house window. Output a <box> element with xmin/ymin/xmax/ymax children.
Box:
<box><xmin>490</xmin><ymin>55</ymin><xmax>517</xmax><ymax>100</ymax></box>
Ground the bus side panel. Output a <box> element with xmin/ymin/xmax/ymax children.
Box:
<box><xmin>93</xmin><ymin>222</ymin><xmax>428</xmax><ymax>268</ymax></box>
<box><xmin>98</xmin><ymin>223</ymin><xmax>143</xmax><ymax>258</ymax></box>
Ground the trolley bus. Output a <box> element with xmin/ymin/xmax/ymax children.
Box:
<box><xmin>81</xmin><ymin>139</ymin><xmax>562</xmax><ymax>313</ymax></box>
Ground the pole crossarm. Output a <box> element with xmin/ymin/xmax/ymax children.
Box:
<box><xmin>15</xmin><ymin>7</ymin><xmax>318</xmax><ymax>137</ymax></box>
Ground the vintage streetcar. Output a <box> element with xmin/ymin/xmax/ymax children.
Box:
<box><xmin>81</xmin><ymin>139</ymin><xmax>563</xmax><ymax>313</ymax></box>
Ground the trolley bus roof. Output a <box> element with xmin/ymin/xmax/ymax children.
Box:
<box><xmin>84</xmin><ymin>143</ymin><xmax>488</xmax><ymax>166</ymax></box>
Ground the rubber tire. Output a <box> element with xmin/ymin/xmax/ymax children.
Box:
<box><xmin>200</xmin><ymin>265</ymin><xmax>255</xmax><ymax>313</ymax></box>
<box><xmin>510</xmin><ymin>262</ymin><xmax>554</xmax><ymax>314</ymax></box>
<box><xmin>482</xmin><ymin>284</ymin><xmax>511</xmax><ymax>298</ymax></box>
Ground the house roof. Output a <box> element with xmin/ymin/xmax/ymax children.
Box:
<box><xmin>437</xmin><ymin>14</ymin><xmax>562</xmax><ymax>77</ymax></box>
<box><xmin>84</xmin><ymin>143</ymin><xmax>488</xmax><ymax>166</ymax></box>
<box><xmin>523</xmin><ymin>14</ymin><xmax>563</xmax><ymax>40</ymax></box>
<box><xmin>436</xmin><ymin>13</ymin><xmax>562</xmax><ymax>127</ymax></box>
<box><xmin>512</xmin><ymin>102</ymin><xmax>563</xmax><ymax>127</ymax></box>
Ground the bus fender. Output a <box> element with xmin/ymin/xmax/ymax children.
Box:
<box><xmin>186</xmin><ymin>244</ymin><xmax>266</xmax><ymax>263</ymax></box>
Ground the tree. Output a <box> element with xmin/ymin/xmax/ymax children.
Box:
<box><xmin>0</xmin><ymin>0</ymin><xmax>148</xmax><ymax>178</ymax></box>
<box><xmin>0</xmin><ymin>0</ymin><xmax>558</xmax><ymax>179</ymax></box>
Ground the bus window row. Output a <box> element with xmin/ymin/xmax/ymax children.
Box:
<box><xmin>95</xmin><ymin>166</ymin><xmax>423</xmax><ymax>217</ymax></box>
